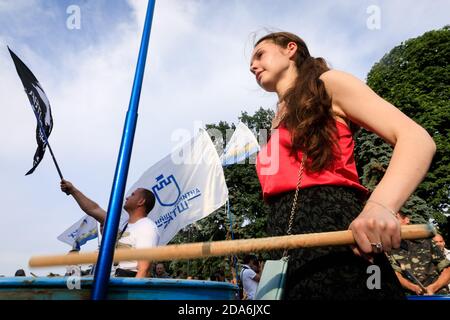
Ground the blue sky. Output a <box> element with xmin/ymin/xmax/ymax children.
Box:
<box><xmin>1</xmin><ymin>1</ymin><xmax>131</xmax><ymax>52</ymax></box>
<box><xmin>0</xmin><ymin>0</ymin><xmax>448</xmax><ymax>276</ymax></box>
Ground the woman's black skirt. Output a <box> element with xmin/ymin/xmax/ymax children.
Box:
<box><xmin>266</xmin><ymin>185</ymin><xmax>405</xmax><ymax>300</ymax></box>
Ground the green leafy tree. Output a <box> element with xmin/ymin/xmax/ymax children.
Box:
<box><xmin>355</xmin><ymin>26</ymin><xmax>449</xmax><ymax>233</ymax></box>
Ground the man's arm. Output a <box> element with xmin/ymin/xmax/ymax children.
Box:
<box><xmin>248</xmin><ymin>267</ymin><xmax>260</xmax><ymax>283</ymax></box>
<box><xmin>426</xmin><ymin>267</ymin><xmax>450</xmax><ymax>295</ymax></box>
<box><xmin>60</xmin><ymin>179</ymin><xmax>106</xmax><ymax>225</ymax></box>
<box><xmin>394</xmin><ymin>271</ymin><xmax>424</xmax><ymax>295</ymax></box>
<box><xmin>252</xmin><ymin>261</ymin><xmax>265</xmax><ymax>282</ymax></box>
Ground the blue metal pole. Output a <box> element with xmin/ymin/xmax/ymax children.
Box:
<box><xmin>91</xmin><ymin>0</ymin><xmax>156</xmax><ymax>300</ymax></box>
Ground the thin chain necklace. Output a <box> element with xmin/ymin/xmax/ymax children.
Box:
<box><xmin>271</xmin><ymin>101</ymin><xmax>287</xmax><ymax>129</ymax></box>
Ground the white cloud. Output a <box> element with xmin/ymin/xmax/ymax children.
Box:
<box><xmin>0</xmin><ymin>0</ymin><xmax>37</xmax><ymax>13</ymax></box>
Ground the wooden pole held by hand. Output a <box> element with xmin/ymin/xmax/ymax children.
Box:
<box><xmin>29</xmin><ymin>224</ymin><xmax>435</xmax><ymax>268</ymax></box>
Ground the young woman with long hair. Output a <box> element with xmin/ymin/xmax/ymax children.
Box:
<box><xmin>252</xmin><ymin>32</ymin><xmax>436</xmax><ymax>299</ymax></box>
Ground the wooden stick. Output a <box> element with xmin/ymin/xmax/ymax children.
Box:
<box><xmin>29</xmin><ymin>224</ymin><xmax>435</xmax><ymax>268</ymax></box>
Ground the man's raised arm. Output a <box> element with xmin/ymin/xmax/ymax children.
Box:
<box><xmin>61</xmin><ymin>179</ymin><xmax>106</xmax><ymax>225</ymax></box>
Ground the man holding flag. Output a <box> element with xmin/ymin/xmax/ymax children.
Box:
<box><xmin>60</xmin><ymin>180</ymin><xmax>159</xmax><ymax>278</ymax></box>
<box><xmin>125</xmin><ymin>129</ymin><xmax>229</xmax><ymax>246</ymax></box>
<box><xmin>60</xmin><ymin>129</ymin><xmax>228</xmax><ymax>278</ymax></box>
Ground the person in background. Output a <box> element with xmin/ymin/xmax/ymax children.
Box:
<box><xmin>154</xmin><ymin>262</ymin><xmax>171</xmax><ymax>278</ymax></box>
<box><xmin>210</xmin><ymin>269</ymin><xmax>226</xmax><ymax>282</ymax></box>
<box><xmin>388</xmin><ymin>211</ymin><xmax>450</xmax><ymax>295</ymax></box>
<box><xmin>433</xmin><ymin>234</ymin><xmax>450</xmax><ymax>260</ymax></box>
<box><xmin>14</xmin><ymin>269</ymin><xmax>26</xmax><ymax>277</ymax></box>
<box><xmin>240</xmin><ymin>254</ymin><xmax>261</xmax><ymax>300</ymax></box>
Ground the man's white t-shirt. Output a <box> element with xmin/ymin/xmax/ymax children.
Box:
<box><xmin>117</xmin><ymin>218</ymin><xmax>159</xmax><ymax>272</ymax></box>
<box><xmin>241</xmin><ymin>265</ymin><xmax>258</xmax><ymax>300</ymax></box>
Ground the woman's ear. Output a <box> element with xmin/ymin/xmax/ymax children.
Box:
<box><xmin>286</xmin><ymin>41</ymin><xmax>298</xmax><ymax>58</ymax></box>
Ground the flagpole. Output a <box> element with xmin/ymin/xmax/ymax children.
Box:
<box><xmin>90</xmin><ymin>223</ymin><xmax>101</xmax><ymax>275</ymax></box>
<box><xmin>226</xmin><ymin>201</ymin><xmax>239</xmax><ymax>284</ymax></box>
<box><xmin>43</xmin><ymin>141</ymin><xmax>63</xmax><ymax>179</ymax></box>
<box><xmin>91</xmin><ymin>0</ymin><xmax>156</xmax><ymax>300</ymax></box>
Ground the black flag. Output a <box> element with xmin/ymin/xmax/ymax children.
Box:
<box><xmin>8</xmin><ymin>47</ymin><xmax>54</xmax><ymax>175</ymax></box>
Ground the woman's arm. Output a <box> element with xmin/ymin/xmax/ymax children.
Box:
<box><xmin>320</xmin><ymin>70</ymin><xmax>436</xmax><ymax>254</ymax></box>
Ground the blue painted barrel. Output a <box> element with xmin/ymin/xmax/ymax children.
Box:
<box><xmin>0</xmin><ymin>277</ymin><xmax>238</xmax><ymax>300</ymax></box>
<box><xmin>407</xmin><ymin>294</ymin><xmax>450</xmax><ymax>300</ymax></box>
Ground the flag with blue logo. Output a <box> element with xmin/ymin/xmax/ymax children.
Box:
<box><xmin>220</xmin><ymin>122</ymin><xmax>260</xmax><ymax>167</ymax></box>
<box><xmin>123</xmin><ymin>129</ymin><xmax>229</xmax><ymax>245</ymax></box>
<box><xmin>57</xmin><ymin>215</ymin><xmax>98</xmax><ymax>250</ymax></box>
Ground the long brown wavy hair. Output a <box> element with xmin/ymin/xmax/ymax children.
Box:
<box><xmin>255</xmin><ymin>32</ymin><xmax>340</xmax><ymax>172</ymax></box>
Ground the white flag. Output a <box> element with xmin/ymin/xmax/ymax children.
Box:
<box><xmin>124</xmin><ymin>129</ymin><xmax>229</xmax><ymax>245</ymax></box>
<box><xmin>57</xmin><ymin>215</ymin><xmax>98</xmax><ymax>250</ymax></box>
<box><xmin>220</xmin><ymin>122</ymin><xmax>260</xmax><ymax>167</ymax></box>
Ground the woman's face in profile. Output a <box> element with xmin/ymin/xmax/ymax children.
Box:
<box><xmin>250</xmin><ymin>40</ymin><xmax>292</xmax><ymax>92</ymax></box>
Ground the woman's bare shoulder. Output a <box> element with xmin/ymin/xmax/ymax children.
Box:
<box><xmin>319</xmin><ymin>69</ymin><xmax>359</xmax><ymax>85</ymax></box>
<box><xmin>319</xmin><ymin>70</ymin><xmax>358</xmax><ymax>119</ymax></box>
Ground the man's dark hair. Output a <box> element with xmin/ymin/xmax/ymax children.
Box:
<box><xmin>14</xmin><ymin>269</ymin><xmax>26</xmax><ymax>277</ymax></box>
<box><xmin>243</xmin><ymin>254</ymin><xmax>258</xmax><ymax>265</ymax></box>
<box><xmin>398</xmin><ymin>209</ymin><xmax>409</xmax><ymax>219</ymax></box>
<box><xmin>139</xmin><ymin>188</ymin><xmax>156</xmax><ymax>214</ymax></box>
